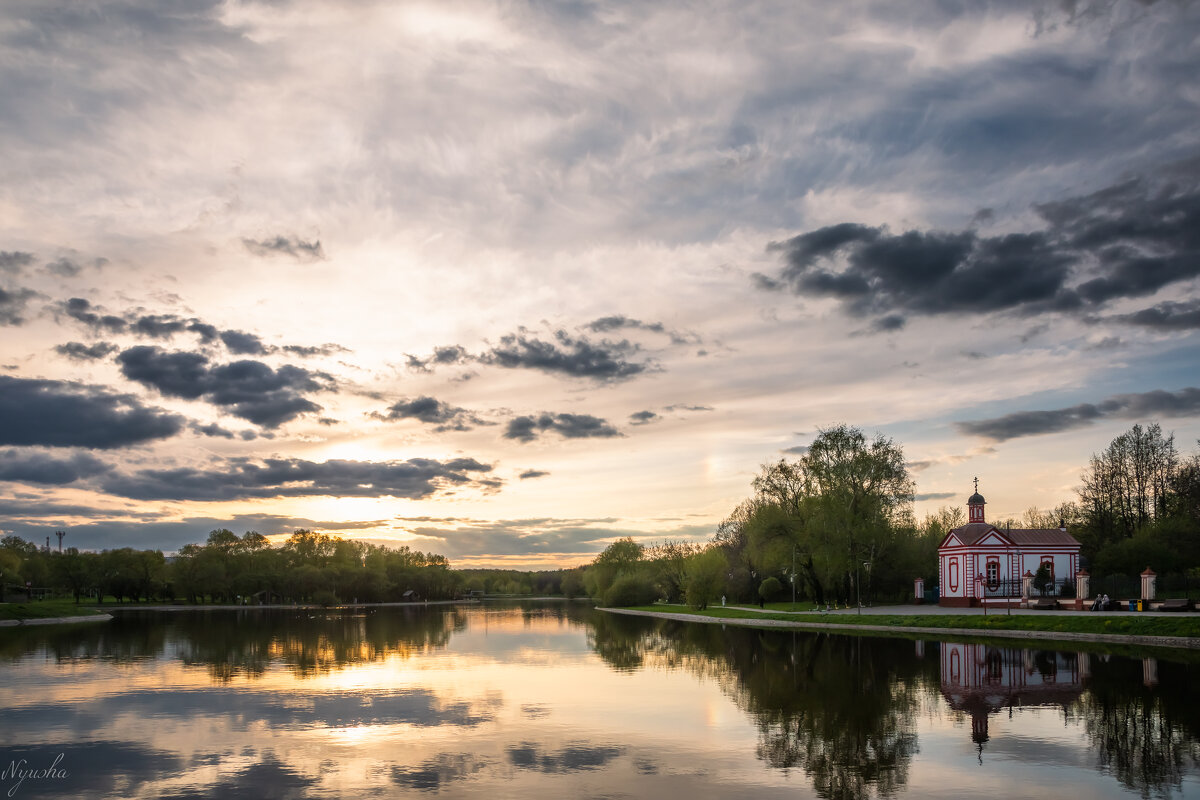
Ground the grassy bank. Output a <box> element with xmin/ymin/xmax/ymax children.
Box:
<box><xmin>0</xmin><ymin>600</ymin><xmax>106</xmax><ymax>621</ymax></box>
<box><xmin>627</xmin><ymin>604</ymin><xmax>1200</xmax><ymax>638</ymax></box>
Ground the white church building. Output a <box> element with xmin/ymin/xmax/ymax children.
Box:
<box><xmin>937</xmin><ymin>483</ymin><xmax>1081</xmax><ymax>608</ymax></box>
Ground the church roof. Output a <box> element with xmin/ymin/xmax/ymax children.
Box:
<box><xmin>967</xmin><ymin>492</ymin><xmax>985</xmax><ymax>505</ymax></box>
<box><xmin>945</xmin><ymin>522</ymin><xmax>1079</xmax><ymax>548</ymax></box>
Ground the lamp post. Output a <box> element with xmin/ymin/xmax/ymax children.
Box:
<box><xmin>856</xmin><ymin>559</ymin><xmax>861</xmax><ymax>616</ymax></box>
<box><xmin>791</xmin><ymin>545</ymin><xmax>797</xmax><ymax>608</ymax></box>
<box><xmin>977</xmin><ymin>574</ymin><xmax>987</xmax><ymax>615</ymax></box>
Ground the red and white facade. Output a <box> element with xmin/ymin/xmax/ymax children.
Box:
<box><xmin>938</xmin><ymin>488</ymin><xmax>1081</xmax><ymax>608</ymax></box>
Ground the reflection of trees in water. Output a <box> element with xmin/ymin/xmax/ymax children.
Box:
<box><xmin>0</xmin><ymin>607</ymin><xmax>467</xmax><ymax>682</ymax></box>
<box><xmin>173</xmin><ymin>607</ymin><xmax>467</xmax><ymax>680</ymax></box>
<box><xmin>1068</xmin><ymin>656</ymin><xmax>1200</xmax><ymax>798</ymax></box>
<box><xmin>0</xmin><ymin>616</ymin><xmax>168</xmax><ymax>664</ymax></box>
<box><xmin>589</xmin><ymin>617</ymin><xmax>935</xmax><ymax>800</ymax></box>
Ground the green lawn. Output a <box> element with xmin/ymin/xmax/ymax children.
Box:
<box><xmin>0</xmin><ymin>599</ymin><xmax>107</xmax><ymax>621</ymax></box>
<box><xmin>629</xmin><ymin>604</ymin><xmax>1200</xmax><ymax>638</ymax></box>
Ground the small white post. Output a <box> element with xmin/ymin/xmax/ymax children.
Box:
<box><xmin>1141</xmin><ymin>567</ymin><xmax>1157</xmax><ymax>601</ymax></box>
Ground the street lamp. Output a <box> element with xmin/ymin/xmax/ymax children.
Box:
<box><xmin>856</xmin><ymin>560</ymin><xmax>861</xmax><ymax>615</ymax></box>
<box><xmin>791</xmin><ymin>545</ymin><xmax>797</xmax><ymax>608</ymax></box>
<box><xmin>977</xmin><ymin>574</ymin><xmax>987</xmax><ymax>615</ymax></box>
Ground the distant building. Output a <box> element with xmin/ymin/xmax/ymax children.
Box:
<box><xmin>938</xmin><ymin>482</ymin><xmax>1081</xmax><ymax>608</ymax></box>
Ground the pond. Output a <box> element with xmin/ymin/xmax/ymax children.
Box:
<box><xmin>1</xmin><ymin>601</ymin><xmax>1198</xmax><ymax>799</ymax></box>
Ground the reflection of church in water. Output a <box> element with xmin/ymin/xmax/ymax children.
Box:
<box><xmin>936</xmin><ymin>641</ymin><xmax>1088</xmax><ymax>753</ymax></box>
<box><xmin>933</xmin><ymin>640</ymin><xmax>1163</xmax><ymax>755</ymax></box>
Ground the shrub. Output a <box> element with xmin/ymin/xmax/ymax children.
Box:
<box><xmin>603</xmin><ymin>575</ymin><xmax>659</xmax><ymax>607</ymax></box>
<box><xmin>312</xmin><ymin>589</ymin><xmax>338</xmax><ymax>607</ymax></box>
<box><xmin>758</xmin><ymin>576</ymin><xmax>783</xmax><ymax>601</ymax></box>
<box><xmin>1059</xmin><ymin>579</ymin><xmax>1076</xmax><ymax>599</ymax></box>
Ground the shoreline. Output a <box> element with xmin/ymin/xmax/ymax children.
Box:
<box><xmin>602</xmin><ymin>607</ymin><xmax>1200</xmax><ymax>650</ymax></box>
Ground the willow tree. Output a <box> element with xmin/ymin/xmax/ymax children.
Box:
<box><xmin>748</xmin><ymin>425</ymin><xmax>914</xmax><ymax>605</ymax></box>
<box><xmin>804</xmin><ymin>424</ymin><xmax>914</xmax><ymax>604</ymax></box>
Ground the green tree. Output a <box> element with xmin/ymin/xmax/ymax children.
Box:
<box><xmin>584</xmin><ymin>538</ymin><xmax>645</xmax><ymax>600</ymax></box>
<box><xmin>742</xmin><ymin>425</ymin><xmax>915</xmax><ymax>606</ymax></box>
<box><xmin>684</xmin><ymin>547</ymin><xmax>728</xmax><ymax>610</ymax></box>
<box><xmin>758</xmin><ymin>576</ymin><xmax>783</xmax><ymax>602</ymax></box>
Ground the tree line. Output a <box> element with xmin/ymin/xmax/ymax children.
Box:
<box><xmin>2</xmin><ymin>529</ymin><xmax>462</xmax><ymax>605</ymax></box>
<box><xmin>583</xmin><ymin>421</ymin><xmax>1200</xmax><ymax>608</ymax></box>
<box><xmin>584</xmin><ymin>424</ymin><xmax>923</xmax><ymax>608</ymax></box>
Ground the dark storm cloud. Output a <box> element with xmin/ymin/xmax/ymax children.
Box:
<box><xmin>187</xmin><ymin>319</ymin><xmax>218</xmax><ymax>342</ymax></box>
<box><xmin>58</xmin><ymin>297</ymin><xmax>128</xmax><ymax>333</ymax></box>
<box><xmin>282</xmin><ymin>343</ymin><xmax>349</xmax><ymax>358</ymax></box>
<box><xmin>585</xmin><ymin>315</ymin><xmax>698</xmax><ymax>346</ymax></box>
<box><xmin>190</xmin><ymin>421</ymin><xmax>238</xmax><ymax>439</ymax></box>
<box><xmin>587</xmin><ymin>315</ymin><xmax>667</xmax><ymax>334</ymax></box>
<box><xmin>0</xmin><ymin>286</ymin><xmax>38</xmax><ymax>325</ymax></box>
<box><xmin>242</xmin><ymin>235</ymin><xmax>325</xmax><ymax>261</ymax></box>
<box><xmin>117</xmin><ymin>345</ymin><xmax>332</xmax><ymax>428</ymax></box>
<box><xmin>407</xmin><ymin>331</ymin><xmax>656</xmax><ymax>381</ymax></box>
<box><xmin>403</xmin><ymin>517</ymin><xmax>633</xmax><ymax>558</ymax></box>
<box><xmin>0</xmin><ymin>375</ymin><xmax>184</xmax><ymax>448</ymax></box>
<box><xmin>0</xmin><ymin>250</ymin><xmax>34</xmax><ymax>274</ymax></box>
<box><xmin>518</xmin><ymin>469</ymin><xmax>549</xmax><ymax>479</ymax></box>
<box><xmin>55</xmin><ymin>341</ymin><xmax>119</xmax><ymax>360</ymax></box>
<box><xmin>99</xmin><ymin>455</ymin><xmax>498</xmax><ymax>501</ymax></box>
<box><xmin>404</xmin><ymin>345</ymin><xmax>470</xmax><ymax>373</ymax></box>
<box><xmin>629</xmin><ymin>410</ymin><xmax>659</xmax><ymax>425</ymax></box>
<box><xmin>503</xmin><ymin>412</ymin><xmax>621</xmax><ymax>443</ymax></box>
<box><xmin>219</xmin><ymin>328</ymin><xmax>271</xmax><ymax>355</ymax></box>
<box><xmin>759</xmin><ymin>170</ymin><xmax>1200</xmax><ymax>327</ymax></box>
<box><xmin>45</xmin><ymin>256</ymin><xmax>82</xmax><ymax>276</ymax></box>
<box><xmin>870</xmin><ymin>313</ymin><xmax>906</xmax><ymax>332</ymax></box>
<box><xmin>0</xmin><ymin>449</ymin><xmax>111</xmax><ymax>484</ymax></box>
<box><xmin>958</xmin><ymin>387</ymin><xmax>1200</xmax><ymax>442</ymax></box>
<box><xmin>1108</xmin><ymin>300</ymin><xmax>1200</xmax><ymax>330</ymax></box>
<box><xmin>132</xmin><ymin>313</ymin><xmax>191</xmax><ymax>338</ymax></box>
<box><xmin>374</xmin><ymin>396</ymin><xmax>491</xmax><ymax>432</ymax></box>
<box><xmin>483</xmin><ymin>329</ymin><xmax>651</xmax><ymax>381</ymax></box>
<box><xmin>959</xmin><ymin>404</ymin><xmax>1109</xmax><ymax>441</ymax></box>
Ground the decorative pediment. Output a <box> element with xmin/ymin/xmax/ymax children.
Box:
<box><xmin>974</xmin><ymin>530</ymin><xmax>1012</xmax><ymax>548</ymax></box>
<box><xmin>940</xmin><ymin>532</ymin><xmax>964</xmax><ymax>548</ymax></box>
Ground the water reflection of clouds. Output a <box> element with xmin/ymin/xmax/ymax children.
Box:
<box><xmin>391</xmin><ymin>752</ymin><xmax>492</xmax><ymax>791</ymax></box>
<box><xmin>0</xmin><ymin>742</ymin><xmax>181</xmax><ymax>800</ymax></box>
<box><xmin>507</xmin><ymin>742</ymin><xmax>625</xmax><ymax>773</ymax></box>
<box><xmin>157</xmin><ymin>755</ymin><xmax>316</xmax><ymax>800</ymax></box>
<box><xmin>7</xmin><ymin>685</ymin><xmax>503</xmax><ymax>739</ymax></box>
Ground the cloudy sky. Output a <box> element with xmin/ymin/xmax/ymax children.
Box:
<box><xmin>2</xmin><ymin>0</ymin><xmax>1199</xmax><ymax>568</ymax></box>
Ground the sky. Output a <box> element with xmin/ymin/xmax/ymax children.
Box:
<box><xmin>1</xmin><ymin>0</ymin><xmax>1199</xmax><ymax>569</ymax></box>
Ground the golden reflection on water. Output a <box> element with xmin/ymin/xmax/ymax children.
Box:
<box><xmin>1</xmin><ymin>604</ymin><xmax>1198</xmax><ymax>799</ymax></box>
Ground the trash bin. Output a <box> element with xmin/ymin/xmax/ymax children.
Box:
<box><xmin>1137</xmin><ymin>599</ymin><xmax>1144</xmax><ymax>612</ymax></box>
<box><xmin>1128</xmin><ymin>599</ymin><xmax>1137</xmax><ymax>612</ymax></box>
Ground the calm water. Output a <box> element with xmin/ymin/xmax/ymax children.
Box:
<box><xmin>1</xmin><ymin>602</ymin><xmax>1198</xmax><ymax>799</ymax></box>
